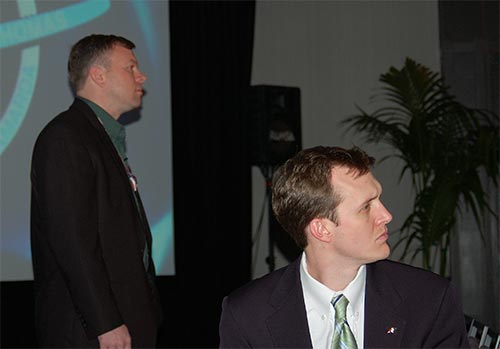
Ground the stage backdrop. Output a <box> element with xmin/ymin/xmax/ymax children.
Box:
<box><xmin>0</xmin><ymin>0</ymin><xmax>175</xmax><ymax>281</ymax></box>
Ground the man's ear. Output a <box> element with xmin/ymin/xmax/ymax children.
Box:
<box><xmin>308</xmin><ymin>218</ymin><xmax>333</xmax><ymax>243</ymax></box>
<box><xmin>88</xmin><ymin>65</ymin><xmax>106</xmax><ymax>87</ymax></box>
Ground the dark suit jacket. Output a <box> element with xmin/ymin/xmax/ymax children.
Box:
<box><xmin>31</xmin><ymin>99</ymin><xmax>162</xmax><ymax>348</ymax></box>
<box><xmin>219</xmin><ymin>258</ymin><xmax>470</xmax><ymax>348</ymax></box>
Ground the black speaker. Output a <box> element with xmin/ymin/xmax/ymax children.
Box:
<box><xmin>248</xmin><ymin>85</ymin><xmax>302</xmax><ymax>166</ymax></box>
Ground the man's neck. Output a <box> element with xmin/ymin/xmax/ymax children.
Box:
<box><xmin>77</xmin><ymin>91</ymin><xmax>120</xmax><ymax>120</ymax></box>
<box><xmin>304</xmin><ymin>250</ymin><xmax>362</xmax><ymax>291</ymax></box>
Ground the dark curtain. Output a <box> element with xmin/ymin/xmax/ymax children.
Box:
<box><xmin>439</xmin><ymin>0</ymin><xmax>500</xmax><ymax>334</ymax></box>
<box><xmin>157</xmin><ymin>1</ymin><xmax>255</xmax><ymax>347</ymax></box>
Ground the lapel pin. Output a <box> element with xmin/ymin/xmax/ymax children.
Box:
<box><xmin>386</xmin><ymin>327</ymin><xmax>397</xmax><ymax>334</ymax></box>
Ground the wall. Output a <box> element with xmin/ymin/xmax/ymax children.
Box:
<box><xmin>250</xmin><ymin>0</ymin><xmax>441</xmax><ymax>278</ymax></box>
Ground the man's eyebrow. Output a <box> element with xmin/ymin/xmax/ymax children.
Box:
<box><xmin>359</xmin><ymin>189</ymin><xmax>381</xmax><ymax>208</ymax></box>
<box><xmin>360</xmin><ymin>195</ymin><xmax>377</xmax><ymax>207</ymax></box>
<box><xmin>127</xmin><ymin>58</ymin><xmax>138</xmax><ymax>65</ymax></box>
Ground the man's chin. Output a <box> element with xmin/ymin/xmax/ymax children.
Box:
<box><xmin>381</xmin><ymin>244</ymin><xmax>391</xmax><ymax>260</ymax></box>
<box><xmin>371</xmin><ymin>244</ymin><xmax>391</xmax><ymax>263</ymax></box>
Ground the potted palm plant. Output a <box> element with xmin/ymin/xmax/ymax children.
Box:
<box><xmin>342</xmin><ymin>58</ymin><xmax>499</xmax><ymax>276</ymax></box>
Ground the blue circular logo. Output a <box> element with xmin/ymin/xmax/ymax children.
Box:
<box><xmin>0</xmin><ymin>0</ymin><xmax>110</xmax><ymax>155</ymax></box>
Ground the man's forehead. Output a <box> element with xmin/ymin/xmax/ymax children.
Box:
<box><xmin>111</xmin><ymin>44</ymin><xmax>136</xmax><ymax>58</ymax></box>
<box><xmin>330</xmin><ymin>165</ymin><xmax>368</xmax><ymax>179</ymax></box>
<box><xmin>330</xmin><ymin>166</ymin><xmax>381</xmax><ymax>193</ymax></box>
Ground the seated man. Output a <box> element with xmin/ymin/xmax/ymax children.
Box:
<box><xmin>219</xmin><ymin>146</ymin><xmax>469</xmax><ymax>348</ymax></box>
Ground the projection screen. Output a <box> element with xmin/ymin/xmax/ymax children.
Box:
<box><xmin>0</xmin><ymin>0</ymin><xmax>175</xmax><ymax>281</ymax></box>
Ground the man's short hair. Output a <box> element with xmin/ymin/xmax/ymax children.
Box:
<box><xmin>271</xmin><ymin>146</ymin><xmax>375</xmax><ymax>249</ymax></box>
<box><xmin>68</xmin><ymin>34</ymin><xmax>135</xmax><ymax>92</ymax></box>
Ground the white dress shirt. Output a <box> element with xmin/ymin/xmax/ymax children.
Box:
<box><xmin>300</xmin><ymin>252</ymin><xmax>366</xmax><ymax>348</ymax></box>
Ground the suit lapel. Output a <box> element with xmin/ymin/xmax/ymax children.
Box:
<box><xmin>266</xmin><ymin>258</ymin><xmax>313</xmax><ymax>348</ymax></box>
<box><xmin>364</xmin><ymin>262</ymin><xmax>406</xmax><ymax>349</ymax></box>
<box><xmin>264</xmin><ymin>258</ymin><xmax>408</xmax><ymax>348</ymax></box>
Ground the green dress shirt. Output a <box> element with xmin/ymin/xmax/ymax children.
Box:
<box><xmin>79</xmin><ymin>97</ymin><xmax>150</xmax><ymax>271</ymax></box>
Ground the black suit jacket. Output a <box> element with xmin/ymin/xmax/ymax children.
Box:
<box><xmin>219</xmin><ymin>258</ymin><xmax>469</xmax><ymax>348</ymax></box>
<box><xmin>31</xmin><ymin>99</ymin><xmax>162</xmax><ymax>347</ymax></box>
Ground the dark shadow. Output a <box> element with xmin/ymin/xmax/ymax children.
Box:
<box><xmin>119</xmin><ymin>108</ymin><xmax>142</xmax><ymax>125</ymax></box>
<box><xmin>120</xmin><ymin>89</ymin><xmax>147</xmax><ymax>125</ymax></box>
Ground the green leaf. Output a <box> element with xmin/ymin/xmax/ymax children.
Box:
<box><xmin>341</xmin><ymin>57</ymin><xmax>499</xmax><ymax>276</ymax></box>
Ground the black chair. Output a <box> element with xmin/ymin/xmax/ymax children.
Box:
<box><xmin>478</xmin><ymin>326</ymin><xmax>499</xmax><ymax>349</ymax></box>
<box><xmin>466</xmin><ymin>317</ymin><xmax>500</xmax><ymax>349</ymax></box>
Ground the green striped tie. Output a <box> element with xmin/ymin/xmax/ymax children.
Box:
<box><xmin>331</xmin><ymin>295</ymin><xmax>358</xmax><ymax>349</ymax></box>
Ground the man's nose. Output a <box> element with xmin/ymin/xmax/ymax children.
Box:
<box><xmin>136</xmin><ymin>69</ymin><xmax>146</xmax><ymax>83</ymax></box>
<box><xmin>380</xmin><ymin>203</ymin><xmax>393</xmax><ymax>225</ymax></box>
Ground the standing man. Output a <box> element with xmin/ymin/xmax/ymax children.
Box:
<box><xmin>31</xmin><ymin>34</ymin><xmax>162</xmax><ymax>348</ymax></box>
<box><xmin>219</xmin><ymin>146</ymin><xmax>469</xmax><ymax>348</ymax></box>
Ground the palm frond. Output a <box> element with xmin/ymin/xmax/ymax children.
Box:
<box><xmin>340</xmin><ymin>57</ymin><xmax>499</xmax><ymax>276</ymax></box>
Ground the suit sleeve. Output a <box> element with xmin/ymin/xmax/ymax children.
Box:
<box><xmin>32</xmin><ymin>132</ymin><xmax>122</xmax><ymax>338</ymax></box>
<box><xmin>219</xmin><ymin>296</ymin><xmax>251</xmax><ymax>348</ymax></box>
<box><xmin>423</xmin><ymin>281</ymin><xmax>470</xmax><ymax>348</ymax></box>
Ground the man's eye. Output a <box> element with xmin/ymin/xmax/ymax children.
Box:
<box><xmin>362</xmin><ymin>203</ymin><xmax>371</xmax><ymax>211</ymax></box>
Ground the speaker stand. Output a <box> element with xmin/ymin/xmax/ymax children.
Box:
<box><xmin>259</xmin><ymin>164</ymin><xmax>278</xmax><ymax>272</ymax></box>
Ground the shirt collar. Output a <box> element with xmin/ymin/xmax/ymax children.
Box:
<box><xmin>343</xmin><ymin>263</ymin><xmax>366</xmax><ymax>318</ymax></box>
<box><xmin>300</xmin><ymin>252</ymin><xmax>366</xmax><ymax>316</ymax></box>
<box><xmin>79</xmin><ymin>97</ymin><xmax>127</xmax><ymax>161</ymax></box>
